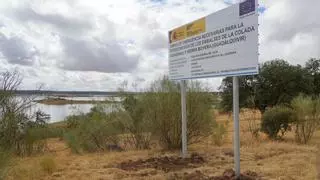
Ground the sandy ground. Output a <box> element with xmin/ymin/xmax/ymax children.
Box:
<box><xmin>4</xmin><ymin>111</ymin><xmax>320</xmax><ymax>180</ymax></box>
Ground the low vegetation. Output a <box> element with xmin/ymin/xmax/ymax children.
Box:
<box><xmin>0</xmin><ymin>71</ymin><xmax>50</xmax><ymax>156</ymax></box>
<box><xmin>64</xmin><ymin>105</ymin><xmax>121</xmax><ymax>153</ymax></box>
<box><xmin>261</xmin><ymin>106</ymin><xmax>294</xmax><ymax>140</ymax></box>
<box><xmin>62</xmin><ymin>76</ymin><xmax>215</xmax><ymax>152</ymax></box>
<box><xmin>291</xmin><ymin>95</ymin><xmax>320</xmax><ymax>144</ymax></box>
<box><xmin>211</xmin><ymin>120</ymin><xmax>228</xmax><ymax>146</ymax></box>
<box><xmin>0</xmin><ymin>150</ymin><xmax>11</xmax><ymax>180</ymax></box>
<box><xmin>131</xmin><ymin>77</ymin><xmax>214</xmax><ymax>149</ymax></box>
<box><xmin>40</xmin><ymin>156</ymin><xmax>57</xmax><ymax>174</ymax></box>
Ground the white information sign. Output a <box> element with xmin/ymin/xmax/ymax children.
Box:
<box><xmin>168</xmin><ymin>0</ymin><xmax>258</xmax><ymax>80</ymax></box>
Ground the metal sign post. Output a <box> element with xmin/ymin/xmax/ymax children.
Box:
<box><xmin>168</xmin><ymin>0</ymin><xmax>259</xmax><ymax>174</ymax></box>
<box><xmin>180</xmin><ymin>80</ymin><xmax>187</xmax><ymax>158</ymax></box>
<box><xmin>233</xmin><ymin>76</ymin><xmax>240</xmax><ymax>178</ymax></box>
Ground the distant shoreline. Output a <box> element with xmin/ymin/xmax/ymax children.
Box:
<box><xmin>13</xmin><ymin>90</ymin><xmax>137</xmax><ymax>97</ymax></box>
<box><xmin>35</xmin><ymin>97</ymin><xmax>114</xmax><ymax>105</ymax></box>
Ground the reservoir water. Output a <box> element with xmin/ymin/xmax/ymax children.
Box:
<box><xmin>28</xmin><ymin>96</ymin><xmax>119</xmax><ymax>123</ymax></box>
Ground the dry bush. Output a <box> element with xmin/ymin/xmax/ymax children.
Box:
<box><xmin>242</xmin><ymin>96</ymin><xmax>262</xmax><ymax>138</ymax></box>
<box><xmin>240</xmin><ymin>131</ymin><xmax>268</xmax><ymax>147</ymax></box>
<box><xmin>0</xmin><ymin>70</ymin><xmax>48</xmax><ymax>156</ymax></box>
<box><xmin>211</xmin><ymin>120</ymin><xmax>228</xmax><ymax>146</ymax></box>
<box><xmin>240</xmin><ymin>108</ymin><xmax>261</xmax><ymax>139</ymax></box>
<box><xmin>291</xmin><ymin>95</ymin><xmax>320</xmax><ymax>144</ymax></box>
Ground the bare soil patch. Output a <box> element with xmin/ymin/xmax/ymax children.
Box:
<box><xmin>117</xmin><ymin>152</ymin><xmax>205</xmax><ymax>172</ymax></box>
<box><xmin>169</xmin><ymin>169</ymin><xmax>262</xmax><ymax>180</ymax></box>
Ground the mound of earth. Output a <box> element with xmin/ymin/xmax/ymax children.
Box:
<box><xmin>170</xmin><ymin>169</ymin><xmax>262</xmax><ymax>180</ymax></box>
<box><xmin>210</xmin><ymin>169</ymin><xmax>262</xmax><ymax>180</ymax></box>
<box><xmin>117</xmin><ymin>152</ymin><xmax>205</xmax><ymax>172</ymax></box>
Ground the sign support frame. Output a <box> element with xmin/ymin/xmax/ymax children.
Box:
<box><xmin>233</xmin><ymin>76</ymin><xmax>240</xmax><ymax>178</ymax></box>
<box><xmin>170</xmin><ymin>1</ymin><xmax>259</xmax><ymax>176</ymax></box>
<box><xmin>180</xmin><ymin>80</ymin><xmax>188</xmax><ymax>158</ymax></box>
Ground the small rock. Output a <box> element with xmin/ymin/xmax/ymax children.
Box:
<box><xmin>106</xmin><ymin>144</ymin><xmax>124</xmax><ymax>152</ymax></box>
<box><xmin>255</xmin><ymin>155</ymin><xmax>263</xmax><ymax>160</ymax></box>
<box><xmin>138</xmin><ymin>168</ymin><xmax>157</xmax><ymax>176</ymax></box>
<box><xmin>191</xmin><ymin>152</ymin><xmax>200</xmax><ymax>158</ymax></box>
<box><xmin>57</xmin><ymin>168</ymin><xmax>64</xmax><ymax>172</ymax></box>
<box><xmin>238</xmin><ymin>174</ymin><xmax>256</xmax><ymax>180</ymax></box>
<box><xmin>223</xmin><ymin>169</ymin><xmax>235</xmax><ymax>178</ymax></box>
<box><xmin>222</xmin><ymin>149</ymin><xmax>234</xmax><ymax>157</ymax></box>
<box><xmin>244</xmin><ymin>170</ymin><xmax>259</xmax><ymax>177</ymax></box>
<box><xmin>52</xmin><ymin>172</ymin><xmax>62</xmax><ymax>177</ymax></box>
<box><xmin>163</xmin><ymin>156</ymin><xmax>170</xmax><ymax>161</ymax></box>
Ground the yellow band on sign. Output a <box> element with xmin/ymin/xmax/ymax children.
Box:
<box><xmin>169</xmin><ymin>17</ymin><xmax>206</xmax><ymax>44</ymax></box>
<box><xmin>186</xmin><ymin>17</ymin><xmax>206</xmax><ymax>37</ymax></box>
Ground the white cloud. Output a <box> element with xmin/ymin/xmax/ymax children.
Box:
<box><xmin>0</xmin><ymin>0</ymin><xmax>319</xmax><ymax>91</ymax></box>
<box><xmin>258</xmin><ymin>0</ymin><xmax>320</xmax><ymax>64</ymax></box>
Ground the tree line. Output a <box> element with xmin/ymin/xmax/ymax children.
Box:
<box><xmin>219</xmin><ymin>58</ymin><xmax>320</xmax><ymax>113</ymax></box>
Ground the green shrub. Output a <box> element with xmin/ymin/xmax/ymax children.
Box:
<box><xmin>17</xmin><ymin>127</ymin><xmax>48</xmax><ymax>156</ymax></box>
<box><xmin>63</xmin><ymin>130</ymin><xmax>82</xmax><ymax>154</ymax></box>
<box><xmin>46</xmin><ymin>127</ymin><xmax>65</xmax><ymax>139</ymax></box>
<box><xmin>142</xmin><ymin>76</ymin><xmax>213</xmax><ymax>149</ymax></box>
<box><xmin>66</xmin><ymin>114</ymin><xmax>86</xmax><ymax>129</ymax></box>
<box><xmin>63</xmin><ymin>76</ymin><xmax>216</xmax><ymax>151</ymax></box>
<box><xmin>261</xmin><ymin>106</ymin><xmax>294</xmax><ymax>140</ymax></box>
<box><xmin>0</xmin><ymin>111</ymin><xmax>49</xmax><ymax>156</ymax></box>
<box><xmin>64</xmin><ymin>105</ymin><xmax>121</xmax><ymax>153</ymax></box>
<box><xmin>291</xmin><ymin>95</ymin><xmax>320</xmax><ymax>144</ymax></box>
<box><xmin>115</xmin><ymin>76</ymin><xmax>213</xmax><ymax>150</ymax></box>
<box><xmin>0</xmin><ymin>150</ymin><xmax>11</xmax><ymax>180</ymax></box>
<box><xmin>40</xmin><ymin>156</ymin><xmax>57</xmax><ymax>174</ymax></box>
<box><xmin>78</xmin><ymin>118</ymin><xmax>120</xmax><ymax>152</ymax></box>
<box><xmin>114</xmin><ymin>94</ymin><xmax>151</xmax><ymax>150</ymax></box>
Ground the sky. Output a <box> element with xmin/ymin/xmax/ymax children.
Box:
<box><xmin>0</xmin><ymin>0</ymin><xmax>319</xmax><ymax>91</ymax></box>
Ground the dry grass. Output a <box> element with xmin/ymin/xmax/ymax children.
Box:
<box><xmin>4</xmin><ymin>111</ymin><xmax>320</xmax><ymax>180</ymax></box>
<box><xmin>40</xmin><ymin>156</ymin><xmax>57</xmax><ymax>174</ymax></box>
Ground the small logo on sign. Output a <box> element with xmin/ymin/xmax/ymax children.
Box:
<box><xmin>239</xmin><ymin>0</ymin><xmax>255</xmax><ymax>16</ymax></box>
<box><xmin>170</xmin><ymin>31</ymin><xmax>179</xmax><ymax>43</ymax></box>
<box><xmin>169</xmin><ymin>27</ymin><xmax>186</xmax><ymax>44</ymax></box>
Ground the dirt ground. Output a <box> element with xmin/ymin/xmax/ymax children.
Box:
<box><xmin>4</xmin><ymin>111</ymin><xmax>319</xmax><ymax>180</ymax></box>
<box><xmin>116</xmin><ymin>153</ymin><xmax>262</xmax><ymax>180</ymax></box>
<box><xmin>117</xmin><ymin>152</ymin><xmax>205</xmax><ymax>172</ymax></box>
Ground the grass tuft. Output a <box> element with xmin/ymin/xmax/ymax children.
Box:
<box><xmin>40</xmin><ymin>156</ymin><xmax>57</xmax><ymax>174</ymax></box>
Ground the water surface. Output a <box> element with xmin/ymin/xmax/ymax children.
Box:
<box><xmin>29</xmin><ymin>96</ymin><xmax>118</xmax><ymax>122</ymax></box>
